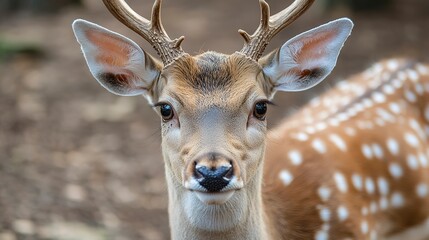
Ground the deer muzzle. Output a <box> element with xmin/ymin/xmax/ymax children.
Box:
<box><xmin>184</xmin><ymin>152</ymin><xmax>243</xmax><ymax>204</ymax></box>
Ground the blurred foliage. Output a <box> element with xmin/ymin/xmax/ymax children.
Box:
<box><xmin>324</xmin><ymin>0</ymin><xmax>392</xmax><ymax>12</ymax></box>
<box><xmin>0</xmin><ymin>0</ymin><xmax>82</xmax><ymax>14</ymax></box>
<box><xmin>0</xmin><ymin>39</ymin><xmax>44</xmax><ymax>60</ymax></box>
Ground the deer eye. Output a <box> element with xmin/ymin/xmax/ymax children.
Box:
<box><xmin>160</xmin><ymin>104</ymin><xmax>174</xmax><ymax>121</ymax></box>
<box><xmin>253</xmin><ymin>101</ymin><xmax>268</xmax><ymax>120</ymax></box>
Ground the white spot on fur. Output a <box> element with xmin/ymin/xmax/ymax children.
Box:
<box><xmin>318</xmin><ymin>186</ymin><xmax>331</xmax><ymax>202</ymax></box>
<box><xmin>356</xmin><ymin>120</ymin><xmax>374</xmax><ymax>129</ymax></box>
<box><xmin>337</xmin><ymin>81</ymin><xmax>350</xmax><ymax>90</ymax></box>
<box><xmin>407</xmin><ymin>69</ymin><xmax>419</xmax><ymax>82</ymax></box>
<box><xmin>353</xmin><ymin>103</ymin><xmax>365</xmax><ymax>112</ymax></box>
<box><xmin>334</xmin><ymin>172</ymin><xmax>348</xmax><ymax>193</ymax></box>
<box><xmin>312</xmin><ymin>138</ymin><xmax>327</xmax><ymax>154</ymax></box>
<box><xmin>328</xmin><ymin>118</ymin><xmax>340</xmax><ymax>127</ymax></box>
<box><xmin>376</xmin><ymin>108</ymin><xmax>395</xmax><ymax>122</ymax></box>
<box><xmin>404</xmin><ymin>132</ymin><xmax>419</xmax><ymax>148</ymax></box>
<box><xmin>315</xmin><ymin>229</ymin><xmax>329</xmax><ymax>240</ymax></box>
<box><xmin>279</xmin><ymin>170</ymin><xmax>294</xmax><ymax>186</ymax></box>
<box><xmin>346</xmin><ymin>108</ymin><xmax>358</xmax><ymax>118</ymax></box>
<box><xmin>337</xmin><ymin>113</ymin><xmax>349</xmax><ymax>122</ymax></box>
<box><xmin>365</xmin><ymin>177</ymin><xmax>376</xmax><ymax>195</ymax></box>
<box><xmin>389</xmin><ymin>102</ymin><xmax>401</xmax><ymax>114</ymax></box>
<box><xmin>391</xmin><ymin>192</ymin><xmax>405</xmax><ymax>208</ymax></box>
<box><xmin>319</xmin><ymin>207</ymin><xmax>331</xmax><ymax>222</ymax></box>
<box><xmin>409</xmin><ymin>119</ymin><xmax>425</xmax><ymax>140</ymax></box>
<box><xmin>337</xmin><ymin>205</ymin><xmax>348</xmax><ymax>222</ymax></box>
<box><xmin>387</xmin><ymin>138</ymin><xmax>400</xmax><ymax>156</ymax></box>
<box><xmin>415</xmin><ymin>83</ymin><xmax>424</xmax><ymax>96</ymax></box>
<box><xmin>310</xmin><ymin>97</ymin><xmax>321</xmax><ymax>107</ymax></box>
<box><xmin>329</xmin><ymin>134</ymin><xmax>347</xmax><ymax>152</ymax></box>
<box><xmin>362</xmin><ymin>144</ymin><xmax>373</xmax><ymax>159</ymax></box>
<box><xmin>382</xmin><ymin>84</ymin><xmax>395</xmax><ymax>95</ymax></box>
<box><xmin>418</xmin><ymin>153</ymin><xmax>428</xmax><ymax>167</ymax></box>
<box><xmin>398</xmin><ymin>71</ymin><xmax>407</xmax><ymax>81</ymax></box>
<box><xmin>417</xmin><ymin>64</ymin><xmax>429</xmax><ymax>75</ymax></box>
<box><xmin>352</xmin><ymin>174</ymin><xmax>363</xmax><ymax>191</ymax></box>
<box><xmin>315</xmin><ymin>122</ymin><xmax>328</xmax><ymax>131</ymax></box>
<box><xmin>377</xmin><ymin>177</ymin><xmax>389</xmax><ymax>196</ymax></box>
<box><xmin>405</xmin><ymin>90</ymin><xmax>417</xmax><ymax>102</ymax></box>
<box><xmin>295</xmin><ymin>132</ymin><xmax>309</xmax><ymax>141</ymax></box>
<box><xmin>306</xmin><ymin>126</ymin><xmax>316</xmax><ymax>134</ymax></box>
<box><xmin>345</xmin><ymin>127</ymin><xmax>356</xmax><ymax>136</ymax></box>
<box><xmin>373</xmin><ymin>63</ymin><xmax>383</xmax><ymax>73</ymax></box>
<box><xmin>362</xmin><ymin>98</ymin><xmax>374</xmax><ymax>108</ymax></box>
<box><xmin>372</xmin><ymin>144</ymin><xmax>384</xmax><ymax>159</ymax></box>
<box><xmin>288</xmin><ymin>150</ymin><xmax>303</xmax><ymax>166</ymax></box>
<box><xmin>416</xmin><ymin>183</ymin><xmax>428</xmax><ymax>198</ymax></box>
<box><xmin>392</xmin><ymin>79</ymin><xmax>402</xmax><ymax>89</ymax></box>
<box><xmin>372</xmin><ymin>92</ymin><xmax>386</xmax><ymax>103</ymax></box>
<box><xmin>407</xmin><ymin>154</ymin><xmax>419</xmax><ymax>170</ymax></box>
<box><xmin>361</xmin><ymin>220</ymin><xmax>369</xmax><ymax>234</ymax></box>
<box><xmin>379</xmin><ymin>197</ymin><xmax>389</xmax><ymax>210</ymax></box>
<box><xmin>389</xmin><ymin>163</ymin><xmax>403</xmax><ymax>179</ymax></box>
<box><xmin>387</xmin><ymin>60</ymin><xmax>399</xmax><ymax>70</ymax></box>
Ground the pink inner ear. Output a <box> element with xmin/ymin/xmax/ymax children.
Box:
<box><xmin>296</xmin><ymin>30</ymin><xmax>336</xmax><ymax>63</ymax></box>
<box><xmin>86</xmin><ymin>30</ymin><xmax>131</xmax><ymax>67</ymax></box>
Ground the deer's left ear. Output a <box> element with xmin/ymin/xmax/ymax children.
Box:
<box><xmin>72</xmin><ymin>19</ymin><xmax>163</xmax><ymax>97</ymax></box>
<box><xmin>260</xmin><ymin>18</ymin><xmax>353</xmax><ymax>94</ymax></box>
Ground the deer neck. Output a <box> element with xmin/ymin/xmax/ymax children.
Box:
<box><xmin>164</xmin><ymin>157</ymin><xmax>273</xmax><ymax>240</ymax></box>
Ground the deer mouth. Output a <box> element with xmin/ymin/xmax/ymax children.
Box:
<box><xmin>184</xmin><ymin>176</ymin><xmax>244</xmax><ymax>204</ymax></box>
<box><xmin>194</xmin><ymin>190</ymin><xmax>235</xmax><ymax>205</ymax></box>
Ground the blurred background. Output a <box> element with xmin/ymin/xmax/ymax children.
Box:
<box><xmin>0</xmin><ymin>0</ymin><xmax>428</xmax><ymax>239</ymax></box>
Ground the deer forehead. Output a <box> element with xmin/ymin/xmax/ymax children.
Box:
<box><xmin>160</xmin><ymin>52</ymin><xmax>267</xmax><ymax>110</ymax></box>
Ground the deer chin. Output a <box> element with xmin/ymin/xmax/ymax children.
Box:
<box><xmin>183</xmin><ymin>188</ymin><xmax>247</xmax><ymax>231</ymax></box>
<box><xmin>194</xmin><ymin>190</ymin><xmax>235</xmax><ymax>205</ymax></box>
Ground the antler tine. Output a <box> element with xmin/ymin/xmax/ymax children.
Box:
<box><xmin>151</xmin><ymin>0</ymin><xmax>164</xmax><ymax>33</ymax></box>
<box><xmin>239</xmin><ymin>0</ymin><xmax>315</xmax><ymax>61</ymax></box>
<box><xmin>102</xmin><ymin>0</ymin><xmax>187</xmax><ymax>66</ymax></box>
<box><xmin>270</xmin><ymin>0</ymin><xmax>315</xmax><ymax>36</ymax></box>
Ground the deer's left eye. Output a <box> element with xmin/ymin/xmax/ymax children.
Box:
<box><xmin>160</xmin><ymin>104</ymin><xmax>174</xmax><ymax>121</ymax></box>
<box><xmin>253</xmin><ymin>102</ymin><xmax>268</xmax><ymax>120</ymax></box>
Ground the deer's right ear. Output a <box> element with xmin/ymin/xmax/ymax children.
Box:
<box><xmin>72</xmin><ymin>19</ymin><xmax>162</xmax><ymax>97</ymax></box>
<box><xmin>259</xmin><ymin>18</ymin><xmax>353</xmax><ymax>96</ymax></box>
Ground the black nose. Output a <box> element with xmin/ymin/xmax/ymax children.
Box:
<box><xmin>195</xmin><ymin>165</ymin><xmax>233</xmax><ymax>192</ymax></box>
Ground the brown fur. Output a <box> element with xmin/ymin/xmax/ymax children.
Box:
<box><xmin>158</xmin><ymin>52</ymin><xmax>263</xmax><ymax>110</ymax></box>
<box><xmin>264</xmin><ymin>59</ymin><xmax>429</xmax><ymax>239</ymax></box>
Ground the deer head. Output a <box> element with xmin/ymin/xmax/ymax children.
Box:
<box><xmin>72</xmin><ymin>0</ymin><xmax>353</xmax><ymax>235</ymax></box>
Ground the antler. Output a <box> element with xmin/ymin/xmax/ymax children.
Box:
<box><xmin>239</xmin><ymin>0</ymin><xmax>315</xmax><ymax>60</ymax></box>
<box><xmin>102</xmin><ymin>0</ymin><xmax>187</xmax><ymax>66</ymax></box>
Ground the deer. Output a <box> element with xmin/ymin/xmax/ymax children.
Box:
<box><xmin>71</xmin><ymin>0</ymin><xmax>429</xmax><ymax>239</ymax></box>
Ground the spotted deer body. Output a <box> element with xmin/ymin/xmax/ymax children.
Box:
<box><xmin>264</xmin><ymin>59</ymin><xmax>429</xmax><ymax>239</ymax></box>
<box><xmin>72</xmin><ymin>0</ymin><xmax>429</xmax><ymax>239</ymax></box>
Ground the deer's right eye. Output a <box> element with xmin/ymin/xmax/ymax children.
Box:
<box><xmin>160</xmin><ymin>104</ymin><xmax>174</xmax><ymax>121</ymax></box>
<box><xmin>253</xmin><ymin>101</ymin><xmax>268</xmax><ymax>120</ymax></box>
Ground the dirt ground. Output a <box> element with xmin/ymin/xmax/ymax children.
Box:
<box><xmin>0</xmin><ymin>0</ymin><xmax>429</xmax><ymax>239</ymax></box>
